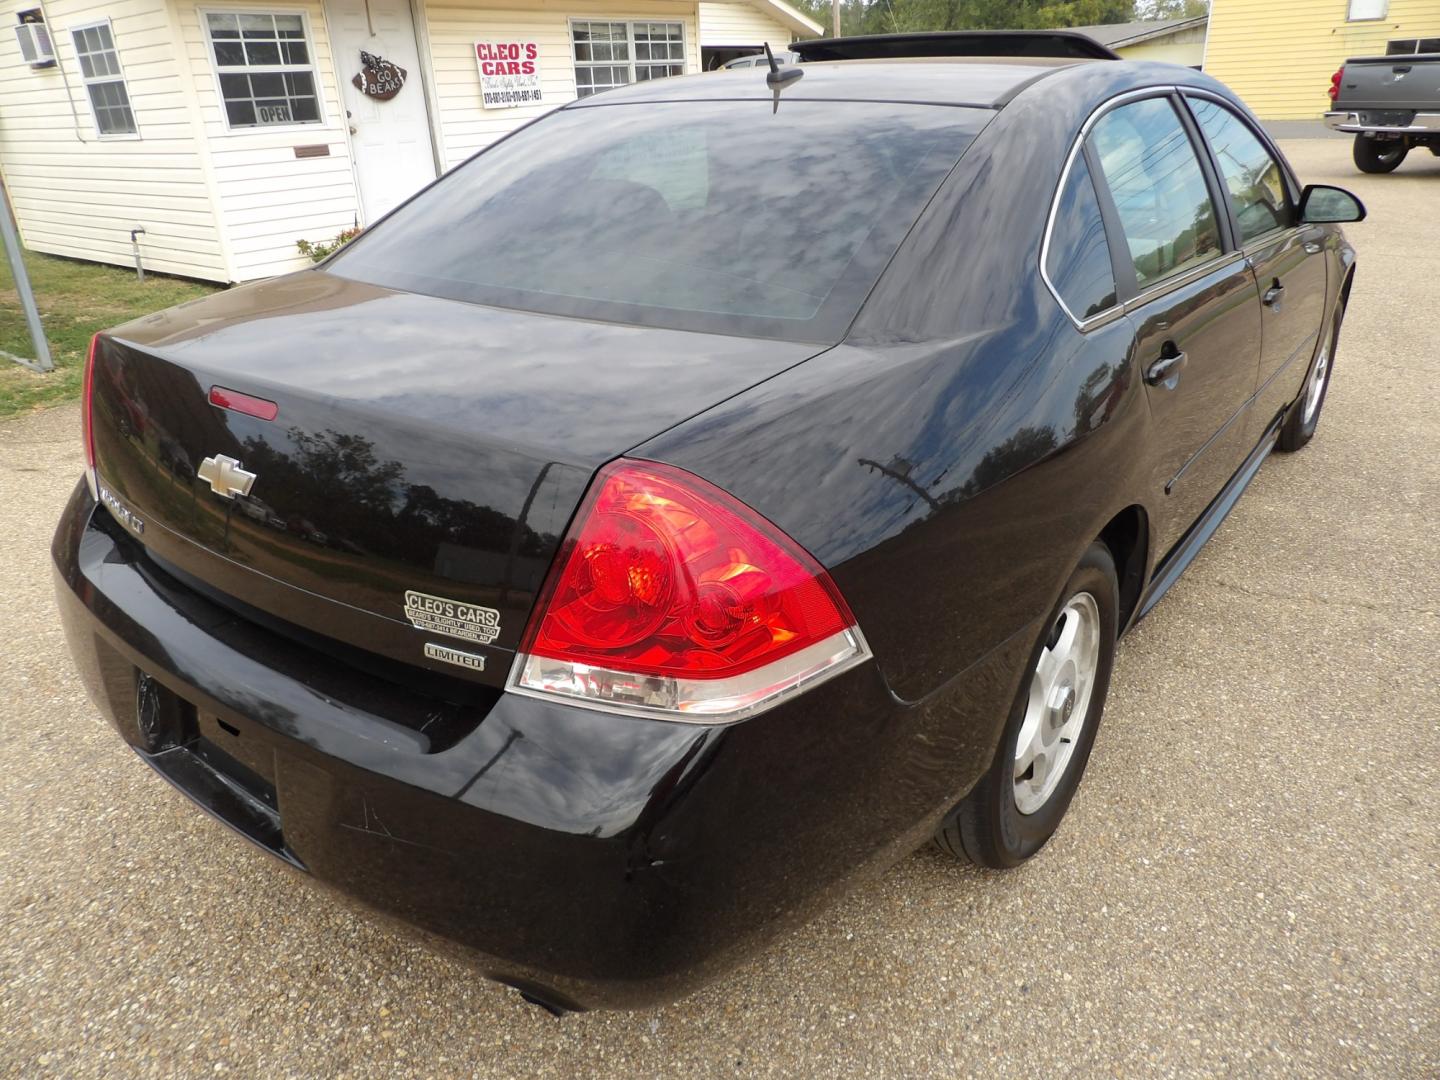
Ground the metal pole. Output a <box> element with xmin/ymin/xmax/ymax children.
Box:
<box><xmin>131</xmin><ymin>225</ymin><xmax>146</xmax><ymax>283</ymax></box>
<box><xmin>832</xmin><ymin>0</ymin><xmax>840</xmax><ymax>37</ymax></box>
<box><xmin>0</xmin><ymin>177</ymin><xmax>52</xmax><ymax>373</ymax></box>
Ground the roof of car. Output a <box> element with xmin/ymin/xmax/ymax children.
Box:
<box><xmin>567</xmin><ymin>58</ymin><xmax>1088</xmax><ymax>111</ymax></box>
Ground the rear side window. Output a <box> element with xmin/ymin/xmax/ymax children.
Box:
<box><xmin>1045</xmin><ymin>154</ymin><xmax>1117</xmax><ymax>321</ymax></box>
<box><xmin>1089</xmin><ymin>97</ymin><xmax>1222</xmax><ymax>288</ymax></box>
<box><xmin>1188</xmin><ymin>97</ymin><xmax>1293</xmax><ymax>244</ymax></box>
<box><xmin>328</xmin><ymin>100</ymin><xmax>983</xmax><ymax>343</ymax></box>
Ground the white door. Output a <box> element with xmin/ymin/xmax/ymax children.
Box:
<box><xmin>326</xmin><ymin>0</ymin><xmax>436</xmax><ymax>223</ymax></box>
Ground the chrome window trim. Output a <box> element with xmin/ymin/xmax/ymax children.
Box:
<box><xmin>1239</xmin><ymin>227</ymin><xmax>1290</xmax><ymax>255</ymax></box>
<box><xmin>1041</xmin><ymin>84</ymin><xmax>1269</xmax><ymax>330</ymax></box>
<box><xmin>1181</xmin><ymin>88</ymin><xmax>1311</xmax><ymax>265</ymax></box>
<box><xmin>1038</xmin><ymin>136</ymin><xmax>1124</xmax><ymax>331</ymax></box>
<box><xmin>1123</xmin><ymin>250</ymin><xmax>1246</xmax><ymax>317</ymax></box>
<box><xmin>1042</xmin><ymin>85</ymin><xmax>1209</xmax><ymax>329</ymax></box>
<box><xmin>1041</xmin><ymin>86</ymin><xmax>1181</xmax><ymax>332</ymax></box>
<box><xmin>1240</xmin><ymin>231</ymin><xmax>1294</xmax><ymax>262</ymax></box>
<box><xmin>1179</xmin><ymin>87</ymin><xmax>1302</xmax><ymax>206</ymax></box>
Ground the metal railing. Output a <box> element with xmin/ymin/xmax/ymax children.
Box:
<box><xmin>1</xmin><ymin>177</ymin><xmax>54</xmax><ymax>373</ymax></box>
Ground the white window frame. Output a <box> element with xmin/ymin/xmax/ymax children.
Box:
<box><xmin>199</xmin><ymin>7</ymin><xmax>326</xmax><ymax>134</ymax></box>
<box><xmin>71</xmin><ymin>18</ymin><xmax>139</xmax><ymax>140</ymax></box>
<box><xmin>568</xmin><ymin>18</ymin><xmax>687</xmax><ymax>99</ymax></box>
<box><xmin>1346</xmin><ymin>0</ymin><xmax>1389</xmax><ymax>22</ymax></box>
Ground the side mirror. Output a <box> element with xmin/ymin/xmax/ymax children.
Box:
<box><xmin>1299</xmin><ymin>184</ymin><xmax>1366</xmax><ymax>224</ymax></box>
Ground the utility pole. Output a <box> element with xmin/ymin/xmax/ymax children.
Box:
<box><xmin>0</xmin><ymin>177</ymin><xmax>52</xmax><ymax>373</ymax></box>
<box><xmin>832</xmin><ymin>0</ymin><xmax>840</xmax><ymax>37</ymax></box>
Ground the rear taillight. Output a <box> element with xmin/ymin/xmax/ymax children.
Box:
<box><xmin>1329</xmin><ymin>66</ymin><xmax>1344</xmax><ymax>101</ymax></box>
<box><xmin>82</xmin><ymin>333</ymin><xmax>99</xmax><ymax>494</ymax></box>
<box><xmin>209</xmin><ymin>385</ymin><xmax>279</xmax><ymax>421</ymax></box>
<box><xmin>510</xmin><ymin>459</ymin><xmax>870</xmax><ymax>721</ymax></box>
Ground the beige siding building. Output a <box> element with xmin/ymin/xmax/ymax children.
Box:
<box><xmin>1072</xmin><ymin>16</ymin><xmax>1208</xmax><ymax>68</ymax></box>
<box><xmin>1204</xmin><ymin>0</ymin><xmax>1440</xmax><ymax>119</ymax></box>
<box><xmin>0</xmin><ymin>0</ymin><xmax>818</xmax><ymax>282</ymax></box>
<box><xmin>2</xmin><ymin>0</ymin><xmax>229</xmax><ymax>278</ymax></box>
<box><xmin>698</xmin><ymin>0</ymin><xmax>798</xmax><ymax>55</ymax></box>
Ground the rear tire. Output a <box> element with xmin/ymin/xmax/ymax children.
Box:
<box><xmin>935</xmin><ymin>543</ymin><xmax>1118</xmax><ymax>868</ymax></box>
<box><xmin>1353</xmin><ymin>135</ymin><xmax>1407</xmax><ymax>173</ymax></box>
<box><xmin>1277</xmin><ymin>304</ymin><xmax>1342</xmax><ymax>453</ymax></box>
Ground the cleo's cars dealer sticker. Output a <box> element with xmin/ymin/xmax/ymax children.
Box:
<box><xmin>403</xmin><ymin>590</ymin><xmax>502</xmax><ymax>645</ymax></box>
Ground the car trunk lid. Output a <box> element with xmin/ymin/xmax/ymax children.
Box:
<box><xmin>89</xmin><ymin>271</ymin><xmax>821</xmax><ymax>687</ymax></box>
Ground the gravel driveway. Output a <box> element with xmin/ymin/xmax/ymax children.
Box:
<box><xmin>2</xmin><ymin>138</ymin><xmax>1436</xmax><ymax>1078</ymax></box>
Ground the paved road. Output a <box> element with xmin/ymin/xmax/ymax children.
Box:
<box><xmin>2</xmin><ymin>140</ymin><xmax>1436</xmax><ymax>1079</ymax></box>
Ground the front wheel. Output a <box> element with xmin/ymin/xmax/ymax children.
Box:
<box><xmin>1277</xmin><ymin>304</ymin><xmax>1342</xmax><ymax>453</ymax></box>
<box><xmin>1353</xmin><ymin>135</ymin><xmax>1407</xmax><ymax>173</ymax></box>
<box><xmin>935</xmin><ymin>543</ymin><xmax>1118</xmax><ymax>868</ymax></box>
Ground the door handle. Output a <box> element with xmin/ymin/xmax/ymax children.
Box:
<box><xmin>1145</xmin><ymin>345</ymin><xmax>1187</xmax><ymax>388</ymax></box>
<box><xmin>1303</xmin><ymin>241</ymin><xmax>1322</xmax><ymax>254</ymax></box>
<box><xmin>1263</xmin><ymin>280</ymin><xmax>1285</xmax><ymax>307</ymax></box>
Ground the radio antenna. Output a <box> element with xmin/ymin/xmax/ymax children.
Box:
<box><xmin>763</xmin><ymin>43</ymin><xmax>803</xmax><ymax>113</ymax></box>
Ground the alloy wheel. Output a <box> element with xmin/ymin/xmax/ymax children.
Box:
<box><xmin>1014</xmin><ymin>592</ymin><xmax>1101</xmax><ymax>815</ymax></box>
<box><xmin>1302</xmin><ymin>341</ymin><xmax>1330</xmax><ymax>426</ymax></box>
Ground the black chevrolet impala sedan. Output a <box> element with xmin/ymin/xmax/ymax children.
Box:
<box><xmin>54</xmin><ymin>43</ymin><xmax>1363</xmax><ymax>1011</ymax></box>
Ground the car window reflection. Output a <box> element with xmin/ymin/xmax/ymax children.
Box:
<box><xmin>1090</xmin><ymin>97</ymin><xmax>1222</xmax><ymax>287</ymax></box>
<box><xmin>329</xmin><ymin>101</ymin><xmax>983</xmax><ymax>342</ymax></box>
<box><xmin>1189</xmin><ymin>98</ymin><xmax>1293</xmax><ymax>244</ymax></box>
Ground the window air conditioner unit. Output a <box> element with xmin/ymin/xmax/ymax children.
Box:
<box><xmin>16</xmin><ymin>22</ymin><xmax>56</xmax><ymax>67</ymax></box>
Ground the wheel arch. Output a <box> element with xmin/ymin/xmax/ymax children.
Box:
<box><xmin>1096</xmin><ymin>503</ymin><xmax>1149</xmax><ymax>635</ymax></box>
<box><xmin>1338</xmin><ymin>260</ymin><xmax>1357</xmax><ymax>310</ymax></box>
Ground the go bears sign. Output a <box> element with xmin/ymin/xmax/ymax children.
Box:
<box><xmin>475</xmin><ymin>41</ymin><xmax>542</xmax><ymax>109</ymax></box>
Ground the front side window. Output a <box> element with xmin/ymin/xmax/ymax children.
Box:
<box><xmin>328</xmin><ymin>101</ymin><xmax>985</xmax><ymax>341</ymax></box>
<box><xmin>1089</xmin><ymin>96</ymin><xmax>1222</xmax><ymax>288</ymax></box>
<box><xmin>72</xmin><ymin>22</ymin><xmax>136</xmax><ymax>136</ymax></box>
<box><xmin>571</xmin><ymin>20</ymin><xmax>684</xmax><ymax>97</ymax></box>
<box><xmin>1189</xmin><ymin>98</ymin><xmax>1292</xmax><ymax>244</ymax></box>
<box><xmin>205</xmin><ymin>12</ymin><xmax>320</xmax><ymax>128</ymax></box>
<box><xmin>1045</xmin><ymin>154</ymin><xmax>1117</xmax><ymax>321</ymax></box>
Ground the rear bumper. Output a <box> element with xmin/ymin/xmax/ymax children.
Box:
<box><xmin>1324</xmin><ymin>110</ymin><xmax>1440</xmax><ymax>135</ymax></box>
<box><xmin>53</xmin><ymin>481</ymin><xmax>1027</xmax><ymax>1009</ymax></box>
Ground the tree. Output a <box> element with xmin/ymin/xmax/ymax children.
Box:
<box><xmin>1133</xmin><ymin>0</ymin><xmax>1208</xmax><ymax>17</ymax></box>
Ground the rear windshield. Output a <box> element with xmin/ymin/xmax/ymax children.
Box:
<box><xmin>328</xmin><ymin>100</ymin><xmax>985</xmax><ymax>342</ymax></box>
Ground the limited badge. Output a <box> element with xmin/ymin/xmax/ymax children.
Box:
<box><xmin>423</xmin><ymin>642</ymin><xmax>486</xmax><ymax>672</ymax></box>
<box><xmin>403</xmin><ymin>590</ymin><xmax>501</xmax><ymax>644</ymax></box>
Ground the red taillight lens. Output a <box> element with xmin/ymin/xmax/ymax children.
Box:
<box><xmin>82</xmin><ymin>334</ymin><xmax>99</xmax><ymax>479</ymax></box>
<box><xmin>1329</xmin><ymin>66</ymin><xmax>1344</xmax><ymax>100</ymax></box>
<box><xmin>512</xmin><ymin>459</ymin><xmax>869</xmax><ymax>719</ymax></box>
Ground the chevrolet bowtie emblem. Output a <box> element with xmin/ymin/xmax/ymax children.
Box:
<box><xmin>197</xmin><ymin>454</ymin><xmax>257</xmax><ymax>499</ymax></box>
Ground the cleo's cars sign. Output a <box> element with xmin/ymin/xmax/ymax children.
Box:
<box><xmin>475</xmin><ymin>41</ymin><xmax>541</xmax><ymax>109</ymax></box>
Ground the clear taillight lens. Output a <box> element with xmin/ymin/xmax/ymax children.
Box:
<box><xmin>510</xmin><ymin>459</ymin><xmax>870</xmax><ymax>721</ymax></box>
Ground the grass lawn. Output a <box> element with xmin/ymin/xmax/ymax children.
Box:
<box><xmin>0</xmin><ymin>249</ymin><xmax>221</xmax><ymax>419</ymax></box>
